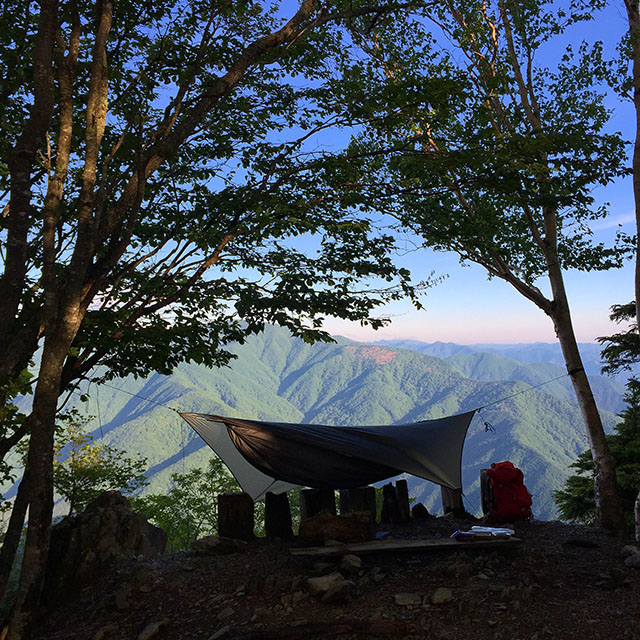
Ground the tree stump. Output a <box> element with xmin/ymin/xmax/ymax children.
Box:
<box><xmin>339</xmin><ymin>486</ymin><xmax>377</xmax><ymax>521</ymax></box>
<box><xmin>395</xmin><ymin>479</ymin><xmax>411</xmax><ymax>523</ymax></box>
<box><xmin>264</xmin><ymin>491</ymin><xmax>293</xmax><ymax>540</ymax></box>
<box><xmin>440</xmin><ymin>486</ymin><xmax>465</xmax><ymax>517</ymax></box>
<box><xmin>480</xmin><ymin>469</ymin><xmax>492</xmax><ymax>515</ymax></box>
<box><xmin>380</xmin><ymin>482</ymin><xmax>401</xmax><ymax>523</ymax></box>
<box><xmin>300</xmin><ymin>488</ymin><xmax>336</xmax><ymax>520</ymax></box>
<box><xmin>217</xmin><ymin>492</ymin><xmax>254</xmax><ymax>541</ymax></box>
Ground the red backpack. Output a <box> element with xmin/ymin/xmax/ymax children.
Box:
<box><xmin>485</xmin><ymin>461</ymin><xmax>532</xmax><ymax>522</ymax></box>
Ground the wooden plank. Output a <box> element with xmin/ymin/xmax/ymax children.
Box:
<box><xmin>290</xmin><ymin>536</ymin><xmax>522</xmax><ymax>557</ymax></box>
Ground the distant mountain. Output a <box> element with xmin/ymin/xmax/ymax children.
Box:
<box><xmin>66</xmin><ymin>326</ymin><xmax>620</xmax><ymax>521</ymax></box>
<box><xmin>372</xmin><ymin>339</ymin><xmax>627</xmax><ymax>414</ymax></box>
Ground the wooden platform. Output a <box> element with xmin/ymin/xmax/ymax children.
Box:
<box><xmin>290</xmin><ymin>536</ymin><xmax>523</xmax><ymax>557</ymax></box>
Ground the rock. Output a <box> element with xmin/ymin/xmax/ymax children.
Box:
<box><xmin>217</xmin><ymin>607</ymin><xmax>235</xmax><ymax>621</ymax></box>
<box><xmin>94</xmin><ymin>624</ymin><xmax>118</xmax><ymax>640</ymax></box>
<box><xmin>137</xmin><ymin>619</ymin><xmax>168</xmax><ymax>640</ymax></box>
<box><xmin>263</xmin><ymin>574</ymin><xmax>278</xmax><ymax>594</ymax></box>
<box><xmin>313</xmin><ymin>561</ymin><xmax>333</xmax><ymax>573</ymax></box>
<box><xmin>624</xmin><ymin>554</ymin><xmax>640</xmax><ymax>569</ymax></box>
<box><xmin>114</xmin><ymin>584</ymin><xmax>132</xmax><ymax>611</ymax></box>
<box><xmin>622</xmin><ymin>545</ymin><xmax>640</xmax><ymax>558</ymax></box>
<box><xmin>431</xmin><ymin>587</ymin><xmax>454</xmax><ymax>604</ymax></box>
<box><xmin>253</xmin><ymin>607</ymin><xmax>270</xmax><ymax>620</ymax></box>
<box><xmin>608</xmin><ymin>567</ymin><xmax>626</xmax><ymax>583</ymax></box>
<box><xmin>339</xmin><ymin>554</ymin><xmax>363</xmax><ymax>574</ymax></box>
<box><xmin>307</xmin><ymin>572</ymin><xmax>351</xmax><ymax>597</ymax></box>
<box><xmin>43</xmin><ymin>491</ymin><xmax>167</xmax><ymax>607</ymax></box>
<box><xmin>394</xmin><ymin>593</ymin><xmax>422</xmax><ymax>606</ymax></box>
<box><xmin>322</xmin><ymin>578</ymin><xmax>355</xmax><ymax>603</ymax></box>
<box><xmin>446</xmin><ymin>561</ymin><xmax>473</xmax><ymax>579</ymax></box>
<box><xmin>210</xmin><ymin>626</ymin><xmax>232</xmax><ymax>640</ymax></box>
<box><xmin>291</xmin><ymin>590</ymin><xmax>308</xmax><ymax>606</ymax></box>
<box><xmin>192</xmin><ymin>535</ymin><xmax>248</xmax><ymax>555</ymax></box>
<box><xmin>411</xmin><ymin>503</ymin><xmax>430</xmax><ymax>520</ymax></box>
<box><xmin>298</xmin><ymin>511</ymin><xmax>375</xmax><ymax>546</ymax></box>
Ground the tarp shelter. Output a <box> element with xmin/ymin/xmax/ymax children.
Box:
<box><xmin>179</xmin><ymin>411</ymin><xmax>476</xmax><ymax>501</ymax></box>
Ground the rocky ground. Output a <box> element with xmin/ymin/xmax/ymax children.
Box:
<box><xmin>32</xmin><ymin>515</ymin><xmax>640</xmax><ymax>640</ymax></box>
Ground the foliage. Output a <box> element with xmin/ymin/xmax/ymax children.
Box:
<box><xmin>322</xmin><ymin>0</ymin><xmax>629</xmax><ymax>283</ymax></box>
<box><xmin>18</xmin><ymin>411</ymin><xmax>148</xmax><ymax>516</ymax></box>
<box><xmin>554</xmin><ymin>379</ymin><xmax>640</xmax><ymax>527</ymax></box>
<box><xmin>132</xmin><ymin>457</ymin><xmax>241</xmax><ymax>552</ymax></box>
<box><xmin>598</xmin><ymin>301</ymin><xmax>640</xmax><ymax>376</ymax></box>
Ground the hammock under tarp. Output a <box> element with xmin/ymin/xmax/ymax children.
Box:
<box><xmin>179</xmin><ymin>411</ymin><xmax>476</xmax><ymax>501</ymax></box>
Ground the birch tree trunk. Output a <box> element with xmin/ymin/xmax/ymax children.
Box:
<box><xmin>547</xmin><ymin>260</ymin><xmax>626</xmax><ymax>535</ymax></box>
<box><xmin>624</xmin><ymin>0</ymin><xmax>640</xmax><ymax>331</ymax></box>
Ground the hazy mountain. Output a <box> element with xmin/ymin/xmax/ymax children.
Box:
<box><xmin>68</xmin><ymin>325</ymin><xmax>620</xmax><ymax>521</ymax></box>
<box><xmin>372</xmin><ymin>339</ymin><xmax>627</xmax><ymax>414</ymax></box>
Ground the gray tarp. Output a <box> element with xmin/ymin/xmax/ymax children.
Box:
<box><xmin>180</xmin><ymin>411</ymin><xmax>476</xmax><ymax>501</ymax></box>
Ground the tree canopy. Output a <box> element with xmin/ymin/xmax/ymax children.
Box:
<box><xmin>0</xmin><ymin>2</ymin><xmax>425</xmax><ymax>636</ymax></box>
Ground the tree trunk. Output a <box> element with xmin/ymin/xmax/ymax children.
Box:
<box><xmin>0</xmin><ymin>470</ymin><xmax>30</xmax><ymax>600</ymax></box>
<box><xmin>623</xmin><ymin>2</ymin><xmax>640</xmax><ymax>544</ymax></box>
<box><xmin>547</xmin><ymin>261</ymin><xmax>626</xmax><ymax>536</ymax></box>
<box><xmin>623</xmin><ymin>0</ymin><xmax>640</xmax><ymax>331</ymax></box>
<box><xmin>7</xmin><ymin>333</ymin><xmax>74</xmax><ymax>640</ymax></box>
<box><xmin>635</xmin><ymin>490</ymin><xmax>640</xmax><ymax>543</ymax></box>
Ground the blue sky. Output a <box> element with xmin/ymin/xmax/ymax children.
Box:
<box><xmin>324</xmin><ymin>2</ymin><xmax>636</xmax><ymax>345</ymax></box>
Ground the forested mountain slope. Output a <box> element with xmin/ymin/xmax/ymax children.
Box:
<box><xmin>374</xmin><ymin>339</ymin><xmax>626</xmax><ymax>413</ymax></box>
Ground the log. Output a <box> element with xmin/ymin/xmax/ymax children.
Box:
<box><xmin>291</xmin><ymin>536</ymin><xmax>523</xmax><ymax>557</ymax></box>
<box><xmin>217</xmin><ymin>492</ymin><xmax>254</xmax><ymax>542</ymax></box>
<box><xmin>264</xmin><ymin>491</ymin><xmax>293</xmax><ymax>540</ymax></box>
<box><xmin>299</xmin><ymin>488</ymin><xmax>336</xmax><ymax>520</ymax></box>
<box><xmin>395</xmin><ymin>479</ymin><xmax>410</xmax><ymax>523</ymax></box>
<box><xmin>440</xmin><ymin>486</ymin><xmax>465</xmax><ymax>517</ymax></box>
<box><xmin>339</xmin><ymin>486</ymin><xmax>377</xmax><ymax>521</ymax></box>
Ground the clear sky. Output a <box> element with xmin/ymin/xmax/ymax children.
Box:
<box><xmin>323</xmin><ymin>2</ymin><xmax>636</xmax><ymax>345</ymax></box>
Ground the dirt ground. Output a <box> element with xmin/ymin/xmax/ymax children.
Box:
<box><xmin>32</xmin><ymin>517</ymin><xmax>640</xmax><ymax>640</ymax></box>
